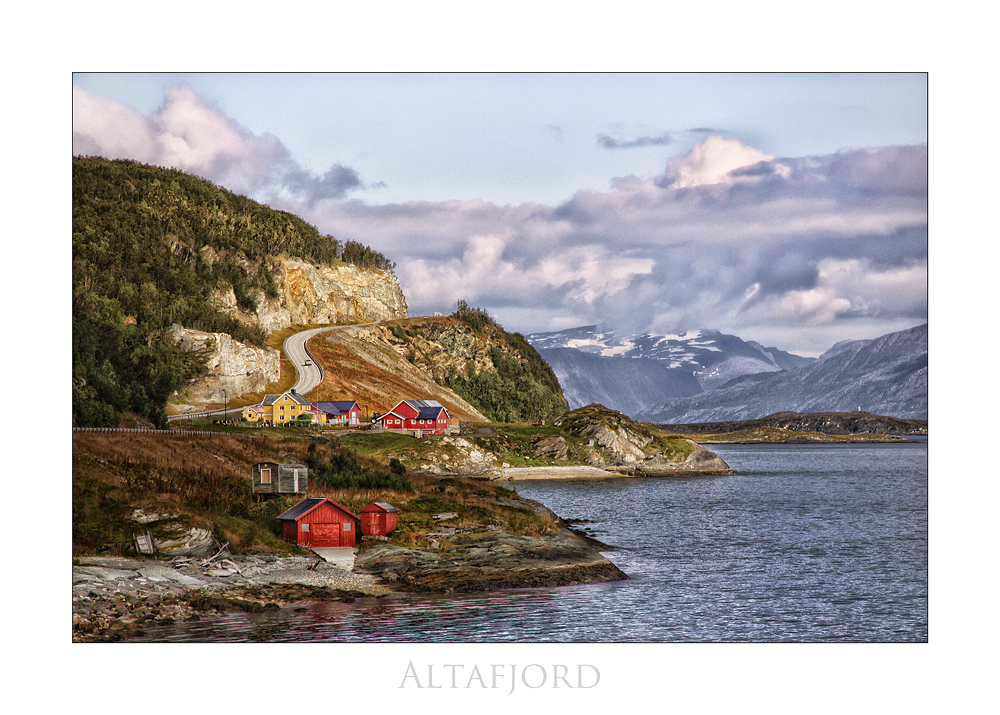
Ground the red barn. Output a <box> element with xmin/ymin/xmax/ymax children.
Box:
<box><xmin>374</xmin><ymin>399</ymin><xmax>451</xmax><ymax>436</ymax></box>
<box><xmin>359</xmin><ymin>502</ymin><xmax>399</xmax><ymax>536</ymax></box>
<box><xmin>276</xmin><ymin>498</ymin><xmax>360</xmax><ymax>548</ymax></box>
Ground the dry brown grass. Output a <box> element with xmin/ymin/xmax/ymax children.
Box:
<box><xmin>305</xmin><ymin>326</ymin><xmax>484</xmax><ymax>420</ymax></box>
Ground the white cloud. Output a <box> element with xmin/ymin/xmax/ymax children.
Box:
<box><xmin>73</xmin><ymin>84</ymin><xmax>360</xmax><ymax>202</ymax></box>
<box><xmin>662</xmin><ymin>136</ymin><xmax>774</xmax><ymax>188</ymax></box>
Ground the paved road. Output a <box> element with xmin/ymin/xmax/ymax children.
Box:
<box><xmin>283</xmin><ymin>322</ymin><xmax>379</xmax><ymax>395</ymax></box>
<box><xmin>283</xmin><ymin>326</ymin><xmax>334</xmax><ymax>395</ymax></box>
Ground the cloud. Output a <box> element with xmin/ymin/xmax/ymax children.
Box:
<box><xmin>73</xmin><ymin>84</ymin><xmax>363</xmax><ymax>203</ymax></box>
<box><xmin>73</xmin><ymin>84</ymin><xmax>927</xmax><ymax>354</ymax></box>
<box><xmin>658</xmin><ymin>135</ymin><xmax>776</xmax><ymax>188</ymax></box>
<box><xmin>329</xmin><ymin>137</ymin><xmax>926</xmax><ymax>351</ymax></box>
<box><xmin>597</xmin><ymin>131</ymin><xmax>674</xmax><ymax>149</ymax></box>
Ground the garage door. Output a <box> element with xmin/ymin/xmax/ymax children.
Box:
<box><xmin>312</xmin><ymin>523</ymin><xmax>340</xmax><ymax>547</ymax></box>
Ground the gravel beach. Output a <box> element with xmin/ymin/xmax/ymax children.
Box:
<box><xmin>501</xmin><ymin>466</ymin><xmax>617</xmax><ymax>480</ymax></box>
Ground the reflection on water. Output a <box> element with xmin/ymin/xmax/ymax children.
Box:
<box><xmin>130</xmin><ymin>442</ymin><xmax>927</xmax><ymax>643</ymax></box>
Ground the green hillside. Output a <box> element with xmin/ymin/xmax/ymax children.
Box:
<box><xmin>444</xmin><ymin>302</ymin><xmax>567</xmax><ymax>422</ymax></box>
<box><xmin>72</xmin><ymin>157</ymin><xmax>394</xmax><ymax>428</ymax></box>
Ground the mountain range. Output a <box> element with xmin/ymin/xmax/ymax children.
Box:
<box><xmin>527</xmin><ymin>323</ymin><xmax>927</xmax><ymax>422</ymax></box>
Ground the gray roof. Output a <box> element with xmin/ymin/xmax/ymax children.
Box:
<box><xmin>314</xmin><ymin>401</ymin><xmax>359</xmax><ymax>415</ymax></box>
<box><xmin>263</xmin><ymin>391</ymin><xmax>313</xmax><ymax>406</ymax></box>
<box><xmin>276</xmin><ymin>498</ymin><xmax>327</xmax><ymax>521</ymax></box>
<box><xmin>371</xmin><ymin>502</ymin><xmax>398</xmax><ymax>512</ymax></box>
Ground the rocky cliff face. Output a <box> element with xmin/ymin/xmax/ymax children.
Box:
<box><xmin>167</xmin><ymin>325</ymin><xmax>281</xmax><ymax>409</ymax></box>
<box><xmin>211</xmin><ymin>258</ymin><xmax>408</xmax><ymax>333</ymax></box>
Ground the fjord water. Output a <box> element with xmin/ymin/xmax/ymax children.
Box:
<box><xmin>131</xmin><ymin>441</ymin><xmax>927</xmax><ymax>642</ymax></box>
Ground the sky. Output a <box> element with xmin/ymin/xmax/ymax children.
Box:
<box><xmin>72</xmin><ymin>72</ymin><xmax>927</xmax><ymax>356</ymax></box>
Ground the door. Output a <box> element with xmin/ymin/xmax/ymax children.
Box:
<box><xmin>312</xmin><ymin>523</ymin><xmax>340</xmax><ymax>547</ymax></box>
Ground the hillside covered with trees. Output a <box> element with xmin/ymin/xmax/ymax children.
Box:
<box><xmin>444</xmin><ymin>302</ymin><xmax>567</xmax><ymax>423</ymax></box>
<box><xmin>72</xmin><ymin>157</ymin><xmax>395</xmax><ymax>428</ymax></box>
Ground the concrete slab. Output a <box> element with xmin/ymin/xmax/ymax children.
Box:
<box><xmin>310</xmin><ymin>547</ymin><xmax>357</xmax><ymax>569</ymax></box>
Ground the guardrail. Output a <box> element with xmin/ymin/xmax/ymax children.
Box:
<box><xmin>72</xmin><ymin>427</ymin><xmax>266</xmax><ymax>440</ymax></box>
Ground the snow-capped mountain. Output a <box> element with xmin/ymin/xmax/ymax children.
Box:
<box><xmin>527</xmin><ymin>326</ymin><xmax>816</xmax><ymax>415</ymax></box>
<box><xmin>635</xmin><ymin>323</ymin><xmax>928</xmax><ymax>423</ymax></box>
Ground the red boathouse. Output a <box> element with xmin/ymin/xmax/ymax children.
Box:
<box><xmin>359</xmin><ymin>502</ymin><xmax>399</xmax><ymax>536</ymax></box>
<box><xmin>276</xmin><ymin>498</ymin><xmax>360</xmax><ymax>548</ymax></box>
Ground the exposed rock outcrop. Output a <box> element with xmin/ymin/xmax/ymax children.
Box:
<box><xmin>128</xmin><ymin>508</ymin><xmax>219</xmax><ymax>558</ymax></box>
<box><xmin>354</xmin><ymin>528</ymin><xmax>627</xmax><ymax>593</ymax></box>
<box><xmin>254</xmin><ymin>259</ymin><xmax>408</xmax><ymax>332</ymax></box>
<box><xmin>167</xmin><ymin>325</ymin><xmax>281</xmax><ymax>408</ymax></box>
<box><xmin>395</xmin><ymin>435</ymin><xmax>503</xmax><ymax>478</ymax></box>
<box><xmin>554</xmin><ymin>404</ymin><xmax>735</xmax><ymax>476</ymax></box>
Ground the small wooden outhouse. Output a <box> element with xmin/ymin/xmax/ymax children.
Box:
<box><xmin>252</xmin><ymin>462</ymin><xmax>308</xmax><ymax>496</ymax></box>
<box><xmin>276</xmin><ymin>498</ymin><xmax>360</xmax><ymax>548</ymax></box>
<box><xmin>359</xmin><ymin>502</ymin><xmax>399</xmax><ymax>536</ymax></box>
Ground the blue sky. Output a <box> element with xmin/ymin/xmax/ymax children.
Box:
<box><xmin>73</xmin><ymin>72</ymin><xmax>927</xmax><ymax>355</ymax></box>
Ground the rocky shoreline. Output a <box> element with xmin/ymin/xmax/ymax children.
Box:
<box><xmin>73</xmin><ymin>523</ymin><xmax>625</xmax><ymax>641</ymax></box>
<box><xmin>72</xmin><ymin>553</ymin><xmax>391</xmax><ymax>642</ymax></box>
<box><xmin>354</xmin><ymin>528</ymin><xmax>626</xmax><ymax>593</ymax></box>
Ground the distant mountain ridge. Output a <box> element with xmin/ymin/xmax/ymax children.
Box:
<box><xmin>636</xmin><ymin>324</ymin><xmax>927</xmax><ymax>422</ymax></box>
<box><xmin>527</xmin><ymin>325</ymin><xmax>817</xmax><ymax>415</ymax></box>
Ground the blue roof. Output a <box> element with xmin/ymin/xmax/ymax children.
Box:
<box><xmin>314</xmin><ymin>401</ymin><xmax>358</xmax><ymax>415</ymax></box>
<box><xmin>403</xmin><ymin>399</ymin><xmax>447</xmax><ymax>420</ymax></box>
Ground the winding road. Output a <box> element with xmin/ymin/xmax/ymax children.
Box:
<box><xmin>169</xmin><ymin>322</ymin><xmax>379</xmax><ymax>422</ymax></box>
<box><xmin>283</xmin><ymin>323</ymin><xmax>378</xmax><ymax>394</ymax></box>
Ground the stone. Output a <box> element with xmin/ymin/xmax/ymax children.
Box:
<box><xmin>532</xmin><ymin>435</ymin><xmax>569</xmax><ymax>460</ymax></box>
<box><xmin>168</xmin><ymin>325</ymin><xmax>281</xmax><ymax>407</ymax></box>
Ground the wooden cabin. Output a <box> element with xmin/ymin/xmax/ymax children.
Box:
<box><xmin>276</xmin><ymin>498</ymin><xmax>360</xmax><ymax>548</ymax></box>
<box><xmin>359</xmin><ymin>502</ymin><xmax>399</xmax><ymax>536</ymax></box>
<box><xmin>252</xmin><ymin>462</ymin><xmax>308</xmax><ymax>497</ymax></box>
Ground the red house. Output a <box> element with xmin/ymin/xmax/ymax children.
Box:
<box><xmin>276</xmin><ymin>497</ymin><xmax>360</xmax><ymax>548</ymax></box>
<box><xmin>314</xmin><ymin>400</ymin><xmax>363</xmax><ymax>426</ymax></box>
<box><xmin>375</xmin><ymin>399</ymin><xmax>451</xmax><ymax>435</ymax></box>
<box><xmin>359</xmin><ymin>502</ymin><xmax>399</xmax><ymax>536</ymax></box>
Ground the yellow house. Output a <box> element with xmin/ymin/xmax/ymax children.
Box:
<box><xmin>241</xmin><ymin>390</ymin><xmax>327</xmax><ymax>424</ymax></box>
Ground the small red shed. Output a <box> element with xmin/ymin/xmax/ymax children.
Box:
<box><xmin>359</xmin><ymin>502</ymin><xmax>399</xmax><ymax>536</ymax></box>
<box><xmin>276</xmin><ymin>497</ymin><xmax>360</xmax><ymax>548</ymax></box>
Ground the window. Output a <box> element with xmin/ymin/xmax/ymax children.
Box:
<box><xmin>302</xmin><ymin>523</ymin><xmax>310</xmax><ymax>531</ymax></box>
<box><xmin>260</xmin><ymin>468</ymin><xmax>272</xmax><ymax>484</ymax></box>
<box><xmin>343</xmin><ymin>522</ymin><xmax>352</xmax><ymax>531</ymax></box>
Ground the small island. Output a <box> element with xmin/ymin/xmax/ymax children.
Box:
<box><xmin>654</xmin><ymin>411</ymin><xmax>926</xmax><ymax>444</ymax></box>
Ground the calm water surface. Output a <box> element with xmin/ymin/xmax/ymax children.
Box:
<box><xmin>129</xmin><ymin>441</ymin><xmax>927</xmax><ymax>642</ymax></box>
